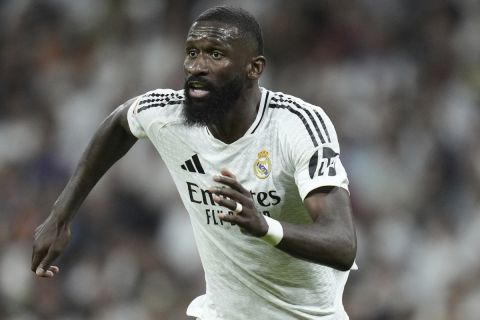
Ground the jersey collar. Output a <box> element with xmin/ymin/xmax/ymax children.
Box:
<box><xmin>205</xmin><ymin>87</ymin><xmax>270</xmax><ymax>141</ymax></box>
<box><xmin>247</xmin><ymin>87</ymin><xmax>270</xmax><ymax>135</ymax></box>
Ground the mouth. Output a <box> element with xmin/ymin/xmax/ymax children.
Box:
<box><xmin>186</xmin><ymin>81</ymin><xmax>211</xmax><ymax>99</ymax></box>
<box><xmin>188</xmin><ymin>88</ymin><xmax>210</xmax><ymax>98</ymax></box>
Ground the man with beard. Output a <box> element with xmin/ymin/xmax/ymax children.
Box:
<box><xmin>31</xmin><ymin>6</ymin><xmax>357</xmax><ymax>320</ymax></box>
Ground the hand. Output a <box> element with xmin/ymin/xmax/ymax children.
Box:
<box><xmin>31</xmin><ymin>214</ymin><xmax>71</xmax><ymax>278</ymax></box>
<box><xmin>209</xmin><ymin>168</ymin><xmax>268</xmax><ymax>237</ymax></box>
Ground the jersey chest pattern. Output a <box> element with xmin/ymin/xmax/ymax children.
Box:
<box><xmin>154</xmin><ymin>122</ymin><xmax>292</xmax><ymax>230</ymax></box>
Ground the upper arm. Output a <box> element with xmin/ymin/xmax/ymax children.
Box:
<box><xmin>277</xmin><ymin>185</ymin><xmax>356</xmax><ymax>270</ymax></box>
<box><xmin>116</xmin><ymin>97</ymin><xmax>139</xmax><ymax>135</ymax></box>
<box><xmin>304</xmin><ymin>186</ymin><xmax>357</xmax><ymax>258</ymax></box>
<box><xmin>304</xmin><ymin>186</ymin><xmax>353</xmax><ymax>224</ymax></box>
<box><xmin>103</xmin><ymin>96</ymin><xmax>141</xmax><ymax>142</ymax></box>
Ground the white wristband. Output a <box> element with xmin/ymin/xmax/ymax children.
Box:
<box><xmin>261</xmin><ymin>216</ymin><xmax>284</xmax><ymax>246</ymax></box>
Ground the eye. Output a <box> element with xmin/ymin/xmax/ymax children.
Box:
<box><xmin>211</xmin><ymin>51</ymin><xmax>224</xmax><ymax>60</ymax></box>
<box><xmin>187</xmin><ymin>49</ymin><xmax>198</xmax><ymax>58</ymax></box>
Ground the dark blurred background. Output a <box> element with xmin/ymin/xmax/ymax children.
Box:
<box><xmin>1</xmin><ymin>0</ymin><xmax>479</xmax><ymax>319</ymax></box>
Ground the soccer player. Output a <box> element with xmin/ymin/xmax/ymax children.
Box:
<box><xmin>31</xmin><ymin>6</ymin><xmax>357</xmax><ymax>320</ymax></box>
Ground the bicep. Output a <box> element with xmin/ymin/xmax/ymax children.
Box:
<box><xmin>278</xmin><ymin>186</ymin><xmax>356</xmax><ymax>269</ymax></box>
<box><xmin>304</xmin><ymin>186</ymin><xmax>354</xmax><ymax>231</ymax></box>
<box><xmin>113</xmin><ymin>97</ymin><xmax>139</xmax><ymax>138</ymax></box>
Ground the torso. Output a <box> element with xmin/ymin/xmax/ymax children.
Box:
<box><xmin>127</xmin><ymin>87</ymin><xmax>351</xmax><ymax>320</ymax></box>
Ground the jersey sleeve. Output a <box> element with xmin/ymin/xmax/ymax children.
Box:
<box><xmin>126</xmin><ymin>88</ymin><xmax>184</xmax><ymax>139</ymax></box>
<box><xmin>127</xmin><ymin>96</ymin><xmax>147</xmax><ymax>138</ymax></box>
<box><xmin>289</xmin><ymin>106</ymin><xmax>349</xmax><ymax>200</ymax></box>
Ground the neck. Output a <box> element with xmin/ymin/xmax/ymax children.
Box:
<box><xmin>208</xmin><ymin>85</ymin><xmax>261</xmax><ymax>144</ymax></box>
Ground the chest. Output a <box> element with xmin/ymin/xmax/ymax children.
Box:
<box><xmin>152</xmin><ymin>123</ymin><xmax>293</xmax><ymax>218</ymax></box>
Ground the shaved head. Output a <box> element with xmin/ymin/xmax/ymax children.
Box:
<box><xmin>193</xmin><ymin>6</ymin><xmax>264</xmax><ymax>55</ymax></box>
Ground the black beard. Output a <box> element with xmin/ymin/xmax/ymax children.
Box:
<box><xmin>183</xmin><ymin>75</ymin><xmax>244</xmax><ymax>127</ymax></box>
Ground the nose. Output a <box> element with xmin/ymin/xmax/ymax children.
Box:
<box><xmin>185</xmin><ymin>54</ymin><xmax>209</xmax><ymax>76</ymax></box>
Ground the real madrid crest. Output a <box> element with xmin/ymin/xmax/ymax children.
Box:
<box><xmin>253</xmin><ymin>149</ymin><xmax>271</xmax><ymax>179</ymax></box>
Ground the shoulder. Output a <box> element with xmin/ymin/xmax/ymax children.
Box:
<box><xmin>127</xmin><ymin>88</ymin><xmax>185</xmax><ymax>135</ymax></box>
<box><xmin>132</xmin><ymin>88</ymin><xmax>184</xmax><ymax>115</ymax></box>
<box><xmin>268</xmin><ymin>90</ymin><xmax>326</xmax><ymax>119</ymax></box>
<box><xmin>266</xmin><ymin>90</ymin><xmax>335</xmax><ymax>148</ymax></box>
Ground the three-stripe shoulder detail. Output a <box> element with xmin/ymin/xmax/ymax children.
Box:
<box><xmin>136</xmin><ymin>91</ymin><xmax>184</xmax><ymax>114</ymax></box>
<box><xmin>269</xmin><ymin>94</ymin><xmax>331</xmax><ymax>147</ymax></box>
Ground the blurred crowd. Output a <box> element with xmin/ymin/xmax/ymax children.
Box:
<box><xmin>1</xmin><ymin>0</ymin><xmax>479</xmax><ymax>319</ymax></box>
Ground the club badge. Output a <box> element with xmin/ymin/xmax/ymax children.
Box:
<box><xmin>253</xmin><ymin>149</ymin><xmax>271</xmax><ymax>179</ymax></box>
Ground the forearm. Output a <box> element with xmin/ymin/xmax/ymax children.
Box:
<box><xmin>276</xmin><ymin>220</ymin><xmax>356</xmax><ymax>271</ymax></box>
<box><xmin>269</xmin><ymin>187</ymin><xmax>356</xmax><ymax>271</ymax></box>
<box><xmin>52</xmin><ymin>106</ymin><xmax>137</xmax><ymax>222</ymax></box>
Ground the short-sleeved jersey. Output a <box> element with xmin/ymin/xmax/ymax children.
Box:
<box><xmin>128</xmin><ymin>87</ymin><xmax>352</xmax><ymax>320</ymax></box>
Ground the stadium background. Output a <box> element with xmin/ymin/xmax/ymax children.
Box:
<box><xmin>1</xmin><ymin>0</ymin><xmax>480</xmax><ymax>319</ymax></box>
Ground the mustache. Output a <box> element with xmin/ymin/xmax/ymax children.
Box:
<box><xmin>184</xmin><ymin>76</ymin><xmax>215</xmax><ymax>91</ymax></box>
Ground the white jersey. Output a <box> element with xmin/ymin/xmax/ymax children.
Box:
<box><xmin>127</xmin><ymin>87</ymin><xmax>353</xmax><ymax>320</ymax></box>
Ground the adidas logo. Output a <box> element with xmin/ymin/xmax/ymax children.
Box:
<box><xmin>181</xmin><ymin>154</ymin><xmax>205</xmax><ymax>174</ymax></box>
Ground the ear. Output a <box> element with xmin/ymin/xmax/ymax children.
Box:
<box><xmin>246</xmin><ymin>55</ymin><xmax>267</xmax><ymax>80</ymax></box>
